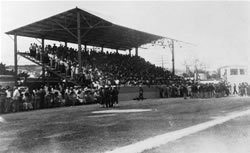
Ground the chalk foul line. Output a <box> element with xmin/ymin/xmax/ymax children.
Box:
<box><xmin>104</xmin><ymin>109</ymin><xmax>250</xmax><ymax>153</ymax></box>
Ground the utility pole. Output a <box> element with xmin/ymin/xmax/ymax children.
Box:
<box><xmin>161</xmin><ymin>56</ymin><xmax>164</xmax><ymax>68</ymax></box>
<box><xmin>171</xmin><ymin>39</ymin><xmax>175</xmax><ymax>75</ymax></box>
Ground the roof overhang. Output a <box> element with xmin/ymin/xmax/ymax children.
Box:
<box><xmin>6</xmin><ymin>7</ymin><xmax>164</xmax><ymax>50</ymax></box>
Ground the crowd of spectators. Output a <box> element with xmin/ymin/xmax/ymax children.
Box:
<box><xmin>1</xmin><ymin>43</ymin><xmax>249</xmax><ymax>114</ymax></box>
<box><xmin>28</xmin><ymin>43</ymin><xmax>183</xmax><ymax>87</ymax></box>
<box><xmin>158</xmin><ymin>81</ymin><xmax>233</xmax><ymax>99</ymax></box>
<box><xmin>0</xmin><ymin>83</ymin><xmax>120</xmax><ymax>114</ymax></box>
<box><xmin>232</xmin><ymin>82</ymin><xmax>250</xmax><ymax>96</ymax></box>
<box><xmin>238</xmin><ymin>82</ymin><xmax>250</xmax><ymax>96</ymax></box>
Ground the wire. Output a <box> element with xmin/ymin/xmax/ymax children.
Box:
<box><xmin>35</xmin><ymin>38</ymin><xmax>42</xmax><ymax>44</ymax></box>
<box><xmin>7</xmin><ymin>34</ymin><xmax>14</xmax><ymax>41</ymax></box>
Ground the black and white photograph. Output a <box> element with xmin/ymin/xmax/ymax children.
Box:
<box><xmin>0</xmin><ymin>0</ymin><xmax>250</xmax><ymax>153</ymax></box>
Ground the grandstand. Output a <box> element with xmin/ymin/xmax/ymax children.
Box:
<box><xmin>6</xmin><ymin>7</ymin><xmax>182</xmax><ymax>89</ymax></box>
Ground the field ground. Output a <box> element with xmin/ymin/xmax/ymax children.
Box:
<box><xmin>1</xmin><ymin>96</ymin><xmax>250</xmax><ymax>153</ymax></box>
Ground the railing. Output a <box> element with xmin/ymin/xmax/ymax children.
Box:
<box><xmin>17</xmin><ymin>52</ymin><xmax>78</xmax><ymax>85</ymax></box>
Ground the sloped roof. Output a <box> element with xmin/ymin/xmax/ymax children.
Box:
<box><xmin>6</xmin><ymin>7</ymin><xmax>164</xmax><ymax>50</ymax></box>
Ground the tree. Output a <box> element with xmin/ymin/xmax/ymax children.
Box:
<box><xmin>183</xmin><ymin>59</ymin><xmax>208</xmax><ymax>80</ymax></box>
<box><xmin>207</xmin><ymin>70</ymin><xmax>220</xmax><ymax>80</ymax></box>
<box><xmin>0</xmin><ymin>62</ymin><xmax>15</xmax><ymax>75</ymax></box>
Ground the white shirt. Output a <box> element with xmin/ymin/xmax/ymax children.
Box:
<box><xmin>6</xmin><ymin>90</ymin><xmax>12</xmax><ymax>98</ymax></box>
<box><xmin>12</xmin><ymin>89</ymin><xmax>20</xmax><ymax>100</ymax></box>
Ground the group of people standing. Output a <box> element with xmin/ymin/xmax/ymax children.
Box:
<box><xmin>0</xmin><ymin>83</ymin><xmax>121</xmax><ymax>114</ymax></box>
<box><xmin>159</xmin><ymin>82</ymin><xmax>231</xmax><ymax>100</ymax></box>
<box><xmin>0</xmin><ymin>86</ymin><xmax>33</xmax><ymax>113</ymax></box>
<box><xmin>233</xmin><ymin>82</ymin><xmax>250</xmax><ymax>96</ymax></box>
<box><xmin>99</xmin><ymin>86</ymin><xmax>119</xmax><ymax>108</ymax></box>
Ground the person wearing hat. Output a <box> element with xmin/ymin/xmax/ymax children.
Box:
<box><xmin>104</xmin><ymin>85</ymin><xmax>110</xmax><ymax>108</ymax></box>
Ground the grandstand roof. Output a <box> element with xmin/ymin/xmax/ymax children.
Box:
<box><xmin>6</xmin><ymin>7</ymin><xmax>164</xmax><ymax>50</ymax></box>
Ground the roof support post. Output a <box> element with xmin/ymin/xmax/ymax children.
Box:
<box><xmin>14</xmin><ymin>34</ymin><xmax>18</xmax><ymax>86</ymax></box>
<box><xmin>135</xmin><ymin>47</ymin><xmax>138</xmax><ymax>56</ymax></box>
<box><xmin>101</xmin><ymin>46</ymin><xmax>104</xmax><ymax>53</ymax></box>
<box><xmin>129</xmin><ymin>49</ymin><xmax>131</xmax><ymax>56</ymax></box>
<box><xmin>171</xmin><ymin>39</ymin><xmax>175</xmax><ymax>75</ymax></box>
<box><xmin>116</xmin><ymin>49</ymin><xmax>118</xmax><ymax>54</ymax></box>
<box><xmin>84</xmin><ymin>44</ymin><xmax>87</xmax><ymax>52</ymax></box>
<box><xmin>65</xmin><ymin>42</ymin><xmax>67</xmax><ymax>48</ymax></box>
<box><xmin>42</xmin><ymin>38</ymin><xmax>45</xmax><ymax>85</ymax></box>
<box><xmin>77</xmin><ymin>11</ymin><xmax>82</xmax><ymax>74</ymax></box>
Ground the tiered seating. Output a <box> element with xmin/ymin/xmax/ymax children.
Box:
<box><xmin>21</xmin><ymin>43</ymin><xmax>185</xmax><ymax>87</ymax></box>
<box><xmin>18</xmin><ymin>52</ymin><xmax>78</xmax><ymax>85</ymax></box>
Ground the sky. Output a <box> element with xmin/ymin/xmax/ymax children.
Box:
<box><xmin>1</xmin><ymin>0</ymin><xmax>250</xmax><ymax>72</ymax></box>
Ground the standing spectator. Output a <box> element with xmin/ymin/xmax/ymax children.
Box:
<box><xmin>247</xmin><ymin>84</ymin><xmax>250</xmax><ymax>96</ymax></box>
<box><xmin>233</xmin><ymin>84</ymin><xmax>238</xmax><ymax>95</ymax></box>
<box><xmin>103</xmin><ymin>86</ymin><xmax>110</xmax><ymax>108</ymax></box>
<box><xmin>12</xmin><ymin>87</ymin><xmax>20</xmax><ymax>112</ymax></box>
<box><xmin>138</xmin><ymin>85</ymin><xmax>144</xmax><ymax>100</ymax></box>
<box><xmin>5</xmin><ymin>87</ymin><xmax>12</xmax><ymax>113</ymax></box>
<box><xmin>39</xmin><ymin>87</ymin><xmax>46</xmax><ymax>109</ymax></box>
<box><xmin>182</xmin><ymin>84</ymin><xmax>188</xmax><ymax>99</ymax></box>
<box><xmin>0</xmin><ymin>87</ymin><xmax>6</xmax><ymax>114</ymax></box>
<box><xmin>99</xmin><ymin>87</ymin><xmax>105</xmax><ymax>107</ymax></box>
<box><xmin>112</xmin><ymin>86</ymin><xmax>119</xmax><ymax>107</ymax></box>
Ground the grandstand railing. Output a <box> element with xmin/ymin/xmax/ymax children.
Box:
<box><xmin>18</xmin><ymin>52</ymin><xmax>78</xmax><ymax>85</ymax></box>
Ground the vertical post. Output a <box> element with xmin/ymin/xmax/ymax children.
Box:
<box><xmin>77</xmin><ymin>11</ymin><xmax>82</xmax><ymax>74</ymax></box>
<box><xmin>129</xmin><ymin>49</ymin><xmax>131</xmax><ymax>56</ymax></box>
<box><xmin>116</xmin><ymin>49</ymin><xmax>118</xmax><ymax>54</ymax></box>
<box><xmin>101</xmin><ymin>46</ymin><xmax>104</xmax><ymax>53</ymax></box>
<box><xmin>65</xmin><ymin>42</ymin><xmax>67</xmax><ymax>48</ymax></box>
<box><xmin>135</xmin><ymin>47</ymin><xmax>138</xmax><ymax>56</ymax></box>
<box><xmin>14</xmin><ymin>34</ymin><xmax>18</xmax><ymax>86</ymax></box>
<box><xmin>171</xmin><ymin>39</ymin><xmax>175</xmax><ymax>75</ymax></box>
<box><xmin>161</xmin><ymin>56</ymin><xmax>164</xmax><ymax>68</ymax></box>
<box><xmin>84</xmin><ymin>44</ymin><xmax>87</xmax><ymax>52</ymax></box>
<box><xmin>42</xmin><ymin>38</ymin><xmax>45</xmax><ymax>85</ymax></box>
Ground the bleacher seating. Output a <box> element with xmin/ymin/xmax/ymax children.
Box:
<box><xmin>20</xmin><ymin>43</ymin><xmax>185</xmax><ymax>87</ymax></box>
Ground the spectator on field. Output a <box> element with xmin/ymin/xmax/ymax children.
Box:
<box><xmin>5</xmin><ymin>87</ymin><xmax>12</xmax><ymax>113</ymax></box>
<box><xmin>12</xmin><ymin>87</ymin><xmax>20</xmax><ymax>112</ymax></box>
<box><xmin>138</xmin><ymin>85</ymin><xmax>144</xmax><ymax>100</ymax></box>
<box><xmin>233</xmin><ymin>84</ymin><xmax>238</xmax><ymax>95</ymax></box>
<box><xmin>112</xmin><ymin>86</ymin><xmax>119</xmax><ymax>107</ymax></box>
<box><xmin>181</xmin><ymin>84</ymin><xmax>188</xmax><ymax>99</ymax></box>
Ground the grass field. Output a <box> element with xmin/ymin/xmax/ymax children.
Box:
<box><xmin>1</xmin><ymin>96</ymin><xmax>250</xmax><ymax>153</ymax></box>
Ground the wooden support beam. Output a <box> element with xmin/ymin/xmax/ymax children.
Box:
<box><xmin>42</xmin><ymin>38</ymin><xmax>45</xmax><ymax>85</ymax></box>
<box><xmin>135</xmin><ymin>47</ymin><xmax>138</xmax><ymax>56</ymax></box>
<box><xmin>14</xmin><ymin>34</ymin><xmax>18</xmax><ymax>86</ymax></box>
<box><xmin>53</xmin><ymin>20</ymin><xmax>78</xmax><ymax>39</ymax></box>
<box><xmin>101</xmin><ymin>46</ymin><xmax>104</xmax><ymax>53</ymax></box>
<box><xmin>84</xmin><ymin>44</ymin><xmax>87</xmax><ymax>52</ymax></box>
<box><xmin>77</xmin><ymin>11</ymin><xmax>82</xmax><ymax>74</ymax></box>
